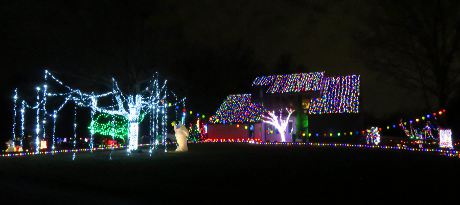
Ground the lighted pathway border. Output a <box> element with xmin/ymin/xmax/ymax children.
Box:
<box><xmin>1</xmin><ymin>140</ymin><xmax>458</xmax><ymax>158</ymax></box>
<box><xmin>0</xmin><ymin>146</ymin><xmax>126</xmax><ymax>158</ymax></box>
<box><xmin>202</xmin><ymin>138</ymin><xmax>460</xmax><ymax>158</ymax></box>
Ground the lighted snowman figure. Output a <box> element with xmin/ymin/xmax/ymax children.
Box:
<box><xmin>171</xmin><ymin>121</ymin><xmax>189</xmax><ymax>152</ymax></box>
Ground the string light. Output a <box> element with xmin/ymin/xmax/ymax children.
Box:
<box><xmin>73</xmin><ymin>104</ymin><xmax>77</xmax><ymax>160</ymax></box>
<box><xmin>89</xmin><ymin>108</ymin><xmax>95</xmax><ymax>151</ymax></box>
<box><xmin>20</xmin><ymin>100</ymin><xmax>25</xmax><ymax>147</ymax></box>
<box><xmin>439</xmin><ymin>129</ymin><xmax>453</xmax><ymax>149</ymax></box>
<box><xmin>2</xmin><ymin>140</ymin><xmax>458</xmax><ymax>159</ymax></box>
<box><xmin>35</xmin><ymin>86</ymin><xmax>41</xmax><ymax>154</ymax></box>
<box><xmin>306</xmin><ymin>109</ymin><xmax>447</xmax><ymax>140</ymax></box>
<box><xmin>89</xmin><ymin>113</ymin><xmax>127</xmax><ymax>141</ymax></box>
<box><xmin>11</xmin><ymin>89</ymin><xmax>18</xmax><ymax>148</ymax></box>
<box><xmin>42</xmin><ymin>84</ymin><xmax>48</xmax><ymax>144</ymax></box>
<box><xmin>204</xmin><ymin>138</ymin><xmax>262</xmax><ymax>143</ymax></box>
<box><xmin>262</xmin><ymin>108</ymin><xmax>295</xmax><ymax>142</ymax></box>
<box><xmin>252</xmin><ymin>72</ymin><xmax>360</xmax><ymax>114</ymax></box>
<box><xmin>11</xmin><ymin>70</ymin><xmax>185</xmax><ymax>154</ymax></box>
<box><xmin>252</xmin><ymin>72</ymin><xmax>324</xmax><ymax>93</ymax></box>
<box><xmin>188</xmin><ymin>117</ymin><xmax>207</xmax><ymax>142</ymax></box>
<box><xmin>163</xmin><ymin>83</ymin><xmax>168</xmax><ymax>153</ymax></box>
<box><xmin>366</xmin><ymin>127</ymin><xmax>381</xmax><ymax>145</ymax></box>
<box><xmin>209</xmin><ymin>94</ymin><xmax>265</xmax><ymax>124</ymax></box>
<box><xmin>202</xmin><ymin>141</ymin><xmax>459</xmax><ymax>158</ymax></box>
<box><xmin>309</xmin><ymin>75</ymin><xmax>360</xmax><ymax>114</ymax></box>
<box><xmin>0</xmin><ymin>145</ymin><xmax>129</xmax><ymax>158</ymax></box>
<box><xmin>52</xmin><ymin>111</ymin><xmax>57</xmax><ymax>151</ymax></box>
<box><xmin>149</xmin><ymin>87</ymin><xmax>155</xmax><ymax>155</ymax></box>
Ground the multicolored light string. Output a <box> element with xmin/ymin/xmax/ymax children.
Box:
<box><xmin>73</xmin><ymin>104</ymin><xmax>77</xmax><ymax>160</ymax></box>
<box><xmin>252</xmin><ymin>72</ymin><xmax>324</xmax><ymax>93</ymax></box>
<box><xmin>200</xmin><ymin>141</ymin><xmax>459</xmax><ymax>158</ymax></box>
<box><xmin>42</xmin><ymin>83</ymin><xmax>48</xmax><ymax>145</ymax></box>
<box><xmin>252</xmin><ymin>72</ymin><xmax>360</xmax><ymax>114</ymax></box>
<box><xmin>309</xmin><ymin>75</ymin><xmax>360</xmax><ymax>114</ymax></box>
<box><xmin>305</xmin><ymin>109</ymin><xmax>448</xmax><ymax>139</ymax></box>
<box><xmin>209</xmin><ymin>94</ymin><xmax>266</xmax><ymax>124</ymax></box>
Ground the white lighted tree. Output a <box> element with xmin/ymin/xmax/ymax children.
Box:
<box><xmin>263</xmin><ymin>108</ymin><xmax>295</xmax><ymax>142</ymax></box>
<box><xmin>11</xmin><ymin>70</ymin><xmax>184</xmax><ymax>154</ymax></box>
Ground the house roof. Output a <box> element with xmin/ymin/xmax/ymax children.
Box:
<box><xmin>209</xmin><ymin>94</ymin><xmax>266</xmax><ymax>124</ymax></box>
<box><xmin>252</xmin><ymin>72</ymin><xmax>324</xmax><ymax>94</ymax></box>
<box><xmin>252</xmin><ymin>72</ymin><xmax>360</xmax><ymax>114</ymax></box>
<box><xmin>209</xmin><ymin>72</ymin><xmax>360</xmax><ymax>124</ymax></box>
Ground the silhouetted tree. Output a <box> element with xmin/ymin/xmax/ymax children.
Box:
<box><xmin>357</xmin><ymin>0</ymin><xmax>460</xmax><ymax>109</ymax></box>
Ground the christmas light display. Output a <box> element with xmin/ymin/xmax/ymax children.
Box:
<box><xmin>188</xmin><ymin>118</ymin><xmax>207</xmax><ymax>142</ymax></box>
<box><xmin>20</xmin><ymin>101</ymin><xmax>25</xmax><ymax>147</ymax></box>
<box><xmin>396</xmin><ymin>110</ymin><xmax>447</xmax><ymax>148</ymax></box>
<box><xmin>1</xmin><ymin>145</ymin><xmax>128</xmax><ymax>157</ymax></box>
<box><xmin>11</xmin><ymin>89</ymin><xmax>18</xmax><ymax>148</ymax></box>
<box><xmin>252</xmin><ymin>72</ymin><xmax>324</xmax><ymax>93</ymax></box>
<box><xmin>306</xmin><ymin>109</ymin><xmax>448</xmax><ymax>141</ymax></box>
<box><xmin>200</xmin><ymin>141</ymin><xmax>458</xmax><ymax>158</ymax></box>
<box><xmin>73</xmin><ymin>105</ymin><xmax>77</xmax><ymax>160</ymax></box>
<box><xmin>89</xmin><ymin>113</ymin><xmax>129</xmax><ymax>140</ymax></box>
<box><xmin>204</xmin><ymin>138</ymin><xmax>262</xmax><ymax>143</ymax></box>
<box><xmin>209</xmin><ymin>94</ymin><xmax>266</xmax><ymax>124</ymax></box>
<box><xmin>263</xmin><ymin>108</ymin><xmax>294</xmax><ymax>142</ymax></box>
<box><xmin>172</xmin><ymin>122</ymin><xmax>189</xmax><ymax>152</ymax></box>
<box><xmin>35</xmin><ymin>86</ymin><xmax>41</xmax><ymax>153</ymax></box>
<box><xmin>366</xmin><ymin>127</ymin><xmax>381</xmax><ymax>145</ymax></box>
<box><xmin>5</xmin><ymin>140</ymin><xmax>15</xmax><ymax>152</ymax></box>
<box><xmin>252</xmin><ymin>72</ymin><xmax>360</xmax><ymax>114</ymax></box>
<box><xmin>89</xmin><ymin>112</ymin><xmax>147</xmax><ymax>142</ymax></box>
<box><xmin>309</xmin><ymin>75</ymin><xmax>360</xmax><ymax>114</ymax></box>
<box><xmin>10</xmin><ymin>70</ymin><xmax>185</xmax><ymax>154</ymax></box>
<box><xmin>439</xmin><ymin>129</ymin><xmax>453</xmax><ymax>149</ymax></box>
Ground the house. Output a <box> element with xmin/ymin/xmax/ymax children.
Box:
<box><xmin>208</xmin><ymin>72</ymin><xmax>361</xmax><ymax>142</ymax></box>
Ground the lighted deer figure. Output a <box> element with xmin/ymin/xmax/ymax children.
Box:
<box><xmin>263</xmin><ymin>108</ymin><xmax>295</xmax><ymax>142</ymax></box>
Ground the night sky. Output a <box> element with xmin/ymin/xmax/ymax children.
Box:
<box><xmin>1</xmin><ymin>0</ymin><xmax>456</xmax><ymax>141</ymax></box>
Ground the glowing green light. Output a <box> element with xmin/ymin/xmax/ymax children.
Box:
<box><xmin>88</xmin><ymin>112</ymin><xmax>147</xmax><ymax>141</ymax></box>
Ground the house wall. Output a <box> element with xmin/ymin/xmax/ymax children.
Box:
<box><xmin>206</xmin><ymin>118</ymin><xmax>297</xmax><ymax>142</ymax></box>
<box><xmin>207</xmin><ymin>124</ymin><xmax>250</xmax><ymax>139</ymax></box>
<box><xmin>254</xmin><ymin>123</ymin><xmax>263</xmax><ymax>141</ymax></box>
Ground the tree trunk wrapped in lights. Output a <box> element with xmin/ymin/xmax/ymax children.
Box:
<box><xmin>11</xmin><ymin>70</ymin><xmax>185</xmax><ymax>154</ymax></box>
<box><xmin>263</xmin><ymin>108</ymin><xmax>295</xmax><ymax>142</ymax></box>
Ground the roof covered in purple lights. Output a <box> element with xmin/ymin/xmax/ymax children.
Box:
<box><xmin>253</xmin><ymin>72</ymin><xmax>360</xmax><ymax>114</ymax></box>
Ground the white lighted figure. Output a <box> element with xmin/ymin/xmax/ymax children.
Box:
<box><xmin>172</xmin><ymin>121</ymin><xmax>189</xmax><ymax>152</ymax></box>
<box><xmin>40</xmin><ymin>140</ymin><xmax>47</xmax><ymax>150</ymax></box>
<box><xmin>439</xmin><ymin>129</ymin><xmax>453</xmax><ymax>149</ymax></box>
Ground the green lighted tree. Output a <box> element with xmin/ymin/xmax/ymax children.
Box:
<box><xmin>88</xmin><ymin>112</ymin><xmax>146</xmax><ymax>142</ymax></box>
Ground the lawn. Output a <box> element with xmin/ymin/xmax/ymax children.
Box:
<box><xmin>1</xmin><ymin>143</ymin><xmax>459</xmax><ymax>204</ymax></box>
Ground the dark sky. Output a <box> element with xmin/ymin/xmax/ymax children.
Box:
<box><xmin>0</xmin><ymin>0</ymin><xmax>430</xmax><ymax>140</ymax></box>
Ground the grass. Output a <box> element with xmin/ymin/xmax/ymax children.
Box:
<box><xmin>1</xmin><ymin>143</ymin><xmax>459</xmax><ymax>204</ymax></box>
